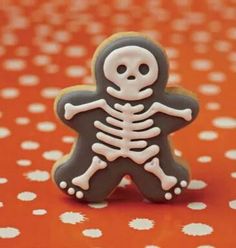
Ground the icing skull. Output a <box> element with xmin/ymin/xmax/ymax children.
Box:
<box><xmin>103</xmin><ymin>46</ymin><xmax>159</xmax><ymax>101</ymax></box>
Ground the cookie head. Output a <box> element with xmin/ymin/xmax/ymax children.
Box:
<box><xmin>94</xmin><ymin>34</ymin><xmax>170</xmax><ymax>101</ymax></box>
<box><xmin>103</xmin><ymin>45</ymin><xmax>159</xmax><ymax>101</ymax></box>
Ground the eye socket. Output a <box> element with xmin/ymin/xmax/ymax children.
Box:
<box><xmin>139</xmin><ymin>64</ymin><xmax>149</xmax><ymax>75</ymax></box>
<box><xmin>117</xmin><ymin>64</ymin><xmax>127</xmax><ymax>74</ymax></box>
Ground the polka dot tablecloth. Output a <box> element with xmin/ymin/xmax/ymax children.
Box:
<box><xmin>0</xmin><ymin>0</ymin><xmax>236</xmax><ymax>247</ymax></box>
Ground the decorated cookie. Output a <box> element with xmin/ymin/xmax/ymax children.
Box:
<box><xmin>52</xmin><ymin>32</ymin><xmax>199</xmax><ymax>203</ymax></box>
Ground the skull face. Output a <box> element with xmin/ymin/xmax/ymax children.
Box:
<box><xmin>103</xmin><ymin>46</ymin><xmax>159</xmax><ymax>101</ymax></box>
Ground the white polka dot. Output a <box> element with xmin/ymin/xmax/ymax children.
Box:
<box><xmin>45</xmin><ymin>64</ymin><xmax>59</xmax><ymax>74</ymax></box>
<box><xmin>59</xmin><ymin>212</ymin><xmax>87</xmax><ymax>224</ymax></box>
<box><xmin>128</xmin><ymin>218</ymin><xmax>154</xmax><ymax>230</ymax></box>
<box><xmin>21</xmin><ymin>141</ymin><xmax>40</xmax><ymax>150</ymax></box>
<box><xmin>40</xmin><ymin>42</ymin><xmax>61</xmax><ymax>54</ymax></box>
<box><xmin>225</xmin><ymin>149</ymin><xmax>236</xmax><ymax>160</ymax></box>
<box><xmin>208</xmin><ymin>71</ymin><xmax>226</xmax><ymax>83</ymax></box>
<box><xmin>24</xmin><ymin>170</ymin><xmax>50</xmax><ymax>182</ymax></box>
<box><xmin>62</xmin><ymin>136</ymin><xmax>75</xmax><ymax>143</ymax></box>
<box><xmin>231</xmin><ymin>172</ymin><xmax>236</xmax><ymax>179</ymax></box>
<box><xmin>15</xmin><ymin>46</ymin><xmax>29</xmax><ymax>56</ymax></box>
<box><xmin>174</xmin><ymin>149</ymin><xmax>182</xmax><ymax>157</ymax></box>
<box><xmin>192</xmin><ymin>59</ymin><xmax>213</xmax><ymax>71</ymax></box>
<box><xmin>41</xmin><ymin>87</ymin><xmax>60</xmax><ymax>98</ymax></box>
<box><xmin>33</xmin><ymin>55</ymin><xmax>51</xmax><ymax>66</ymax></box>
<box><xmin>82</xmin><ymin>228</ymin><xmax>102</xmax><ymax>238</ymax></box>
<box><xmin>198</xmin><ymin>131</ymin><xmax>218</xmax><ymax>141</ymax></box>
<box><xmin>88</xmin><ymin>201</ymin><xmax>108</xmax><ymax>209</ymax></box>
<box><xmin>0</xmin><ymin>178</ymin><xmax>8</xmax><ymax>184</ymax></box>
<box><xmin>228</xmin><ymin>52</ymin><xmax>236</xmax><ymax>62</ymax></box>
<box><xmin>15</xmin><ymin>117</ymin><xmax>30</xmax><ymax>125</ymax></box>
<box><xmin>197</xmin><ymin>156</ymin><xmax>212</xmax><ymax>163</ymax></box>
<box><xmin>0</xmin><ymin>46</ymin><xmax>5</xmax><ymax>56</ymax></box>
<box><xmin>65</xmin><ymin>46</ymin><xmax>86</xmax><ymax>57</ymax></box>
<box><xmin>198</xmin><ymin>84</ymin><xmax>221</xmax><ymax>95</ymax></box>
<box><xmin>28</xmin><ymin>103</ymin><xmax>46</xmax><ymax>113</ymax></box>
<box><xmin>2</xmin><ymin>32</ymin><xmax>18</xmax><ymax>46</ymax></box>
<box><xmin>191</xmin><ymin>31</ymin><xmax>211</xmax><ymax>43</ymax></box>
<box><xmin>0</xmin><ymin>127</ymin><xmax>11</xmax><ymax>138</ymax></box>
<box><xmin>182</xmin><ymin>223</ymin><xmax>213</xmax><ymax>236</ymax></box>
<box><xmin>168</xmin><ymin>73</ymin><xmax>181</xmax><ymax>84</ymax></box>
<box><xmin>32</xmin><ymin>209</ymin><xmax>47</xmax><ymax>215</ymax></box>
<box><xmin>214</xmin><ymin>40</ymin><xmax>231</xmax><ymax>52</ymax></box>
<box><xmin>53</xmin><ymin>30</ymin><xmax>71</xmax><ymax>43</ymax></box>
<box><xmin>16</xmin><ymin>159</ymin><xmax>32</xmax><ymax>167</ymax></box>
<box><xmin>0</xmin><ymin>227</ymin><xmax>20</xmax><ymax>238</ymax></box>
<box><xmin>19</xmin><ymin>75</ymin><xmax>39</xmax><ymax>86</ymax></box>
<box><xmin>66</xmin><ymin>66</ymin><xmax>86</xmax><ymax>77</ymax></box>
<box><xmin>3</xmin><ymin>59</ymin><xmax>26</xmax><ymax>71</ymax></box>
<box><xmin>188</xmin><ymin>180</ymin><xmax>207</xmax><ymax>190</ymax></box>
<box><xmin>0</xmin><ymin>88</ymin><xmax>19</xmax><ymax>99</ymax></box>
<box><xmin>206</xmin><ymin>102</ymin><xmax>220</xmax><ymax>110</ymax></box>
<box><xmin>187</xmin><ymin>202</ymin><xmax>207</xmax><ymax>210</ymax></box>
<box><xmin>213</xmin><ymin>117</ymin><xmax>236</xmax><ymax>129</ymax></box>
<box><xmin>17</xmin><ymin>191</ymin><xmax>37</xmax><ymax>201</ymax></box>
<box><xmin>118</xmin><ymin>177</ymin><xmax>131</xmax><ymax>188</ymax></box>
<box><xmin>197</xmin><ymin>245</ymin><xmax>215</xmax><ymax>248</ymax></box>
<box><xmin>229</xmin><ymin>200</ymin><xmax>236</xmax><ymax>210</ymax></box>
<box><xmin>227</xmin><ymin>27</ymin><xmax>236</xmax><ymax>40</ymax></box>
<box><xmin>42</xmin><ymin>150</ymin><xmax>63</xmax><ymax>161</ymax></box>
<box><xmin>166</xmin><ymin>47</ymin><xmax>179</xmax><ymax>58</ymax></box>
<box><xmin>0</xmin><ymin>202</ymin><xmax>3</xmax><ymax>207</ymax></box>
<box><xmin>36</xmin><ymin>121</ymin><xmax>56</xmax><ymax>132</ymax></box>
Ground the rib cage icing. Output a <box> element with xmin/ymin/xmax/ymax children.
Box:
<box><xmin>92</xmin><ymin>102</ymin><xmax>160</xmax><ymax>164</ymax></box>
<box><xmin>65</xmin><ymin>100</ymin><xmax>192</xmax><ymax>164</ymax></box>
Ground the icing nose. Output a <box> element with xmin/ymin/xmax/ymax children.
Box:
<box><xmin>127</xmin><ymin>75</ymin><xmax>136</xmax><ymax>80</ymax></box>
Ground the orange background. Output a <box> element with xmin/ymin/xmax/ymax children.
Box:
<box><xmin>0</xmin><ymin>0</ymin><xmax>236</xmax><ymax>247</ymax></box>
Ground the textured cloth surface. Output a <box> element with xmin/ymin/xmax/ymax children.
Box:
<box><xmin>0</xmin><ymin>0</ymin><xmax>236</xmax><ymax>247</ymax></box>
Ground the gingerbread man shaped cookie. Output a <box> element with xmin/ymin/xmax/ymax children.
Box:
<box><xmin>52</xmin><ymin>32</ymin><xmax>199</xmax><ymax>202</ymax></box>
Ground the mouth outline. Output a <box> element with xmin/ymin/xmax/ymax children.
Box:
<box><xmin>127</xmin><ymin>75</ymin><xmax>136</xmax><ymax>80</ymax></box>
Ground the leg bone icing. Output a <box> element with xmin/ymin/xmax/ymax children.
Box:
<box><xmin>72</xmin><ymin>156</ymin><xmax>107</xmax><ymax>190</ymax></box>
<box><xmin>144</xmin><ymin>157</ymin><xmax>178</xmax><ymax>191</ymax></box>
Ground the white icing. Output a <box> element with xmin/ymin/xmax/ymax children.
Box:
<box><xmin>76</xmin><ymin>191</ymin><xmax>84</xmax><ymax>199</ymax></box>
<box><xmin>59</xmin><ymin>181</ymin><xmax>67</xmax><ymax>189</ymax></box>
<box><xmin>133</xmin><ymin>102</ymin><xmax>192</xmax><ymax>122</ymax></box>
<box><xmin>165</xmin><ymin>192</ymin><xmax>172</xmax><ymax>200</ymax></box>
<box><xmin>68</xmin><ymin>187</ymin><xmax>75</xmax><ymax>195</ymax></box>
<box><xmin>144</xmin><ymin>157</ymin><xmax>177</xmax><ymax>190</ymax></box>
<box><xmin>65</xmin><ymin>100</ymin><xmax>192</xmax><ymax>164</ymax></box>
<box><xmin>180</xmin><ymin>180</ymin><xmax>188</xmax><ymax>187</ymax></box>
<box><xmin>174</xmin><ymin>187</ymin><xmax>181</xmax><ymax>195</ymax></box>
<box><xmin>103</xmin><ymin>46</ymin><xmax>158</xmax><ymax>101</ymax></box>
<box><xmin>72</xmin><ymin>156</ymin><xmax>107</xmax><ymax>190</ymax></box>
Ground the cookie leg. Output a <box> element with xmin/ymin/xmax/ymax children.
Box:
<box><xmin>54</xmin><ymin>156</ymin><xmax>123</xmax><ymax>203</ymax></box>
<box><xmin>131</xmin><ymin>157</ymin><xmax>189</xmax><ymax>202</ymax></box>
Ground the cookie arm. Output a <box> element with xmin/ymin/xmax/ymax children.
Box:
<box><xmin>64</xmin><ymin>99</ymin><xmax>106</xmax><ymax>120</ymax></box>
<box><xmin>157</xmin><ymin>92</ymin><xmax>199</xmax><ymax>134</ymax></box>
<box><xmin>55</xmin><ymin>89</ymin><xmax>98</xmax><ymax>131</ymax></box>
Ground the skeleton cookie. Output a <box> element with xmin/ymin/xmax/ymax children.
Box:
<box><xmin>52</xmin><ymin>33</ymin><xmax>199</xmax><ymax>203</ymax></box>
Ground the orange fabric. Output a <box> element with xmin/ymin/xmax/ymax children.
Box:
<box><xmin>0</xmin><ymin>0</ymin><xmax>236</xmax><ymax>247</ymax></box>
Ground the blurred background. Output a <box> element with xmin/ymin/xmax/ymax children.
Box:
<box><xmin>0</xmin><ymin>0</ymin><xmax>236</xmax><ymax>247</ymax></box>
